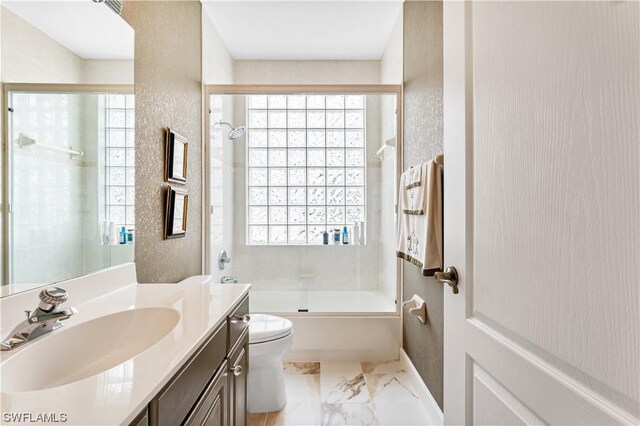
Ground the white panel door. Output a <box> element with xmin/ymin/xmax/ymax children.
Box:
<box><xmin>443</xmin><ymin>2</ymin><xmax>639</xmax><ymax>425</ymax></box>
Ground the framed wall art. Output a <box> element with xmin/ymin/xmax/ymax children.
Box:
<box><xmin>165</xmin><ymin>128</ymin><xmax>188</xmax><ymax>183</ymax></box>
<box><xmin>164</xmin><ymin>186</ymin><xmax>188</xmax><ymax>239</ymax></box>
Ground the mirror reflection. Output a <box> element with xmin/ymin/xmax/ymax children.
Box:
<box><xmin>1</xmin><ymin>1</ymin><xmax>134</xmax><ymax>295</ymax></box>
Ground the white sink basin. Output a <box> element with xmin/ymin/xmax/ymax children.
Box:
<box><xmin>1</xmin><ymin>307</ymin><xmax>180</xmax><ymax>393</ymax></box>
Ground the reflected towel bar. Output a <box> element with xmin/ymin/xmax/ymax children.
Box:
<box><xmin>17</xmin><ymin>133</ymin><xmax>84</xmax><ymax>157</ymax></box>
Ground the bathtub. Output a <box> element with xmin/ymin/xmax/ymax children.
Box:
<box><xmin>249</xmin><ymin>289</ymin><xmax>396</xmax><ymax>313</ymax></box>
<box><xmin>249</xmin><ymin>289</ymin><xmax>401</xmax><ymax>362</ymax></box>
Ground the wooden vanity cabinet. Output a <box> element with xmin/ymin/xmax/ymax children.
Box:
<box><xmin>184</xmin><ymin>360</ymin><xmax>229</xmax><ymax>426</ymax></box>
<box><xmin>136</xmin><ymin>295</ymin><xmax>250</xmax><ymax>426</ymax></box>
<box><xmin>130</xmin><ymin>410</ymin><xmax>149</xmax><ymax>426</ymax></box>
<box><xmin>228</xmin><ymin>331</ymin><xmax>249</xmax><ymax>426</ymax></box>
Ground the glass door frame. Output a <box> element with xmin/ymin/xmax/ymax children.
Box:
<box><xmin>1</xmin><ymin>83</ymin><xmax>133</xmax><ymax>286</ymax></box>
<box><xmin>203</xmin><ymin>84</ymin><xmax>403</xmax><ymax>316</ymax></box>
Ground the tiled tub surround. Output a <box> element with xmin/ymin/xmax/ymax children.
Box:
<box><xmin>0</xmin><ymin>263</ymin><xmax>250</xmax><ymax>425</ymax></box>
<box><xmin>249</xmin><ymin>361</ymin><xmax>433</xmax><ymax>426</ymax></box>
<box><xmin>231</xmin><ymin>94</ymin><xmax>390</xmax><ymax>297</ymax></box>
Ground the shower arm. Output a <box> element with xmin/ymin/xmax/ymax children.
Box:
<box><xmin>216</xmin><ymin>120</ymin><xmax>233</xmax><ymax>130</ymax></box>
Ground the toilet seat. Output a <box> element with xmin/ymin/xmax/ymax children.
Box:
<box><xmin>249</xmin><ymin>314</ymin><xmax>293</xmax><ymax>344</ymax></box>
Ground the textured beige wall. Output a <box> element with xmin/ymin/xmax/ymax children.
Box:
<box><xmin>122</xmin><ymin>1</ymin><xmax>203</xmax><ymax>283</ymax></box>
<box><xmin>381</xmin><ymin>10</ymin><xmax>403</xmax><ymax>85</ymax></box>
<box><xmin>202</xmin><ymin>10</ymin><xmax>234</xmax><ymax>84</ymax></box>
<box><xmin>234</xmin><ymin>60</ymin><xmax>380</xmax><ymax>85</ymax></box>
<box><xmin>0</xmin><ymin>6</ymin><xmax>83</xmax><ymax>84</ymax></box>
<box><xmin>82</xmin><ymin>59</ymin><xmax>134</xmax><ymax>85</ymax></box>
<box><xmin>402</xmin><ymin>0</ymin><xmax>444</xmax><ymax>409</ymax></box>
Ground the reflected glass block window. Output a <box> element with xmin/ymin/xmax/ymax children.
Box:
<box><xmin>246</xmin><ymin>94</ymin><xmax>366</xmax><ymax>245</ymax></box>
<box><xmin>105</xmin><ymin>94</ymin><xmax>135</xmax><ymax>228</ymax></box>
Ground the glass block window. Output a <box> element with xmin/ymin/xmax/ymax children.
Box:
<box><xmin>105</xmin><ymin>94</ymin><xmax>135</xmax><ymax>228</ymax></box>
<box><xmin>246</xmin><ymin>94</ymin><xmax>366</xmax><ymax>245</ymax></box>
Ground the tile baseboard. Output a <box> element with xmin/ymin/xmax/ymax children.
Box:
<box><xmin>400</xmin><ymin>348</ymin><xmax>444</xmax><ymax>425</ymax></box>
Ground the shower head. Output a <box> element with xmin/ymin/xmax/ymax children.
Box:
<box><xmin>228</xmin><ymin>125</ymin><xmax>246</xmax><ymax>140</ymax></box>
<box><xmin>215</xmin><ymin>120</ymin><xmax>246</xmax><ymax>141</ymax></box>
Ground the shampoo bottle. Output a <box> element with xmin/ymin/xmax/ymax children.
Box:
<box><xmin>342</xmin><ymin>226</ymin><xmax>349</xmax><ymax>244</ymax></box>
<box><xmin>333</xmin><ymin>228</ymin><xmax>341</xmax><ymax>245</ymax></box>
<box><xmin>109</xmin><ymin>222</ymin><xmax>117</xmax><ymax>245</ymax></box>
<box><xmin>119</xmin><ymin>226</ymin><xmax>127</xmax><ymax>244</ymax></box>
<box><xmin>352</xmin><ymin>223</ymin><xmax>360</xmax><ymax>245</ymax></box>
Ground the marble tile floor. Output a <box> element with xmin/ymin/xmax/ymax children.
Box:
<box><xmin>248</xmin><ymin>361</ymin><xmax>434</xmax><ymax>426</ymax></box>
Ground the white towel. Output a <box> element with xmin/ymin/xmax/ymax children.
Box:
<box><xmin>396</xmin><ymin>155</ymin><xmax>443</xmax><ymax>275</ymax></box>
<box><xmin>399</xmin><ymin>161</ymin><xmax>428</xmax><ymax>215</ymax></box>
<box><xmin>404</xmin><ymin>165</ymin><xmax>422</xmax><ymax>189</ymax></box>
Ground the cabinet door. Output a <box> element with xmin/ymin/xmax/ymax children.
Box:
<box><xmin>228</xmin><ymin>332</ymin><xmax>249</xmax><ymax>426</ymax></box>
<box><xmin>185</xmin><ymin>361</ymin><xmax>229</xmax><ymax>426</ymax></box>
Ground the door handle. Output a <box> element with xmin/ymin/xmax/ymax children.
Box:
<box><xmin>435</xmin><ymin>266</ymin><xmax>459</xmax><ymax>294</ymax></box>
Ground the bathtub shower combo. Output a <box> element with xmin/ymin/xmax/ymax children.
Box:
<box><xmin>207</xmin><ymin>88</ymin><xmax>402</xmax><ymax>362</ymax></box>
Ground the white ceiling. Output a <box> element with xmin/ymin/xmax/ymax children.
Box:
<box><xmin>2</xmin><ymin>1</ymin><xmax>134</xmax><ymax>60</ymax></box>
<box><xmin>202</xmin><ymin>1</ymin><xmax>403</xmax><ymax>60</ymax></box>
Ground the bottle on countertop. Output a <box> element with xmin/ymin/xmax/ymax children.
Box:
<box><xmin>342</xmin><ymin>226</ymin><xmax>349</xmax><ymax>244</ymax></box>
<box><xmin>119</xmin><ymin>226</ymin><xmax>127</xmax><ymax>244</ymax></box>
<box><xmin>322</xmin><ymin>230</ymin><xmax>329</xmax><ymax>245</ymax></box>
<box><xmin>333</xmin><ymin>228</ymin><xmax>341</xmax><ymax>245</ymax></box>
<box><xmin>127</xmin><ymin>228</ymin><xmax>135</xmax><ymax>243</ymax></box>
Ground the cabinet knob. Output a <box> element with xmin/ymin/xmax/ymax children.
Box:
<box><xmin>231</xmin><ymin>365</ymin><xmax>243</xmax><ymax>376</ymax></box>
<box><xmin>232</xmin><ymin>314</ymin><xmax>251</xmax><ymax>323</ymax></box>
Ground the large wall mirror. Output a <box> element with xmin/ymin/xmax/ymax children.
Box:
<box><xmin>1</xmin><ymin>1</ymin><xmax>135</xmax><ymax>296</ymax></box>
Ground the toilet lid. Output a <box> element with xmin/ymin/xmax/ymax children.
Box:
<box><xmin>249</xmin><ymin>314</ymin><xmax>293</xmax><ymax>344</ymax></box>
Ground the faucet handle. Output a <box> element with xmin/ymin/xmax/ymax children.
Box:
<box><xmin>38</xmin><ymin>287</ymin><xmax>68</xmax><ymax>312</ymax></box>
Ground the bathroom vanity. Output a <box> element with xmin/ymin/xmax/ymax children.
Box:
<box><xmin>132</xmin><ymin>297</ymin><xmax>250</xmax><ymax>426</ymax></box>
<box><xmin>0</xmin><ymin>264</ymin><xmax>250</xmax><ymax>425</ymax></box>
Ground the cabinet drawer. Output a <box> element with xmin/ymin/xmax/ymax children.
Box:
<box><xmin>184</xmin><ymin>360</ymin><xmax>228</xmax><ymax>426</ymax></box>
<box><xmin>129</xmin><ymin>409</ymin><xmax>148</xmax><ymax>426</ymax></box>
<box><xmin>227</xmin><ymin>297</ymin><xmax>249</xmax><ymax>353</ymax></box>
<box><xmin>155</xmin><ymin>320</ymin><xmax>227</xmax><ymax>426</ymax></box>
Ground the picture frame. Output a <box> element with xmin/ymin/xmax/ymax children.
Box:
<box><xmin>164</xmin><ymin>186</ymin><xmax>188</xmax><ymax>239</ymax></box>
<box><xmin>164</xmin><ymin>128</ymin><xmax>188</xmax><ymax>183</ymax></box>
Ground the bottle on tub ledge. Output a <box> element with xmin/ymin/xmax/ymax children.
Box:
<box><xmin>352</xmin><ymin>223</ymin><xmax>360</xmax><ymax>245</ymax></box>
<box><xmin>119</xmin><ymin>226</ymin><xmax>127</xmax><ymax>244</ymax></box>
<box><xmin>109</xmin><ymin>222</ymin><xmax>118</xmax><ymax>245</ymax></box>
<box><xmin>333</xmin><ymin>228</ymin><xmax>341</xmax><ymax>245</ymax></box>
<box><xmin>342</xmin><ymin>226</ymin><xmax>349</xmax><ymax>244</ymax></box>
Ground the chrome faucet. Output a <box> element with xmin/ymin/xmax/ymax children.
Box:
<box><xmin>220</xmin><ymin>276</ymin><xmax>238</xmax><ymax>284</ymax></box>
<box><xmin>1</xmin><ymin>287</ymin><xmax>77</xmax><ymax>351</ymax></box>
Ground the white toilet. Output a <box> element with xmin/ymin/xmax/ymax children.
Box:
<box><xmin>247</xmin><ymin>314</ymin><xmax>294</xmax><ymax>413</ymax></box>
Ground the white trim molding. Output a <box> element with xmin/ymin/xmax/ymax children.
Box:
<box><xmin>400</xmin><ymin>348</ymin><xmax>444</xmax><ymax>425</ymax></box>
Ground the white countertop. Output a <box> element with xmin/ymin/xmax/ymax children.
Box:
<box><xmin>0</xmin><ymin>269</ymin><xmax>250</xmax><ymax>425</ymax></box>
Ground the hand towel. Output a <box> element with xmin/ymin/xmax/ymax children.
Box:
<box><xmin>396</xmin><ymin>155</ymin><xmax>444</xmax><ymax>276</ymax></box>
<box><xmin>404</xmin><ymin>165</ymin><xmax>422</xmax><ymax>189</ymax></box>
<box><xmin>399</xmin><ymin>161</ymin><xmax>428</xmax><ymax>215</ymax></box>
